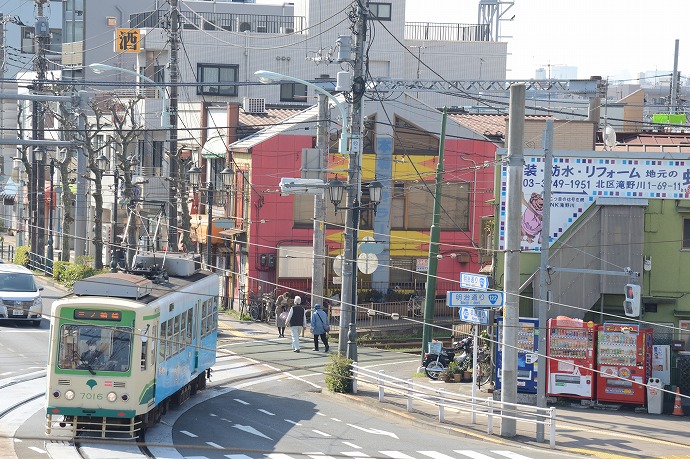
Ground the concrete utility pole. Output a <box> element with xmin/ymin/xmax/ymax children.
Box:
<box><xmin>32</xmin><ymin>0</ymin><xmax>48</xmax><ymax>264</ymax></box>
<box><xmin>311</xmin><ymin>93</ymin><xmax>329</xmax><ymax>309</ymax></box>
<box><xmin>501</xmin><ymin>83</ymin><xmax>525</xmax><ymax>438</ymax></box>
<box><xmin>74</xmin><ymin>91</ymin><xmax>87</xmax><ymax>258</ymax></box>
<box><xmin>339</xmin><ymin>0</ymin><xmax>369</xmax><ymax>361</ymax></box>
<box><xmin>670</xmin><ymin>39</ymin><xmax>679</xmax><ymax>114</ymax></box>
<box><xmin>168</xmin><ymin>0</ymin><xmax>180</xmax><ymax>250</ymax></box>
<box><xmin>536</xmin><ymin>119</ymin><xmax>553</xmax><ymax>442</ymax></box>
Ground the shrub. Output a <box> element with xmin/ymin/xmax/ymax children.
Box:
<box><xmin>56</xmin><ymin>256</ymin><xmax>98</xmax><ymax>289</ymax></box>
<box><xmin>324</xmin><ymin>353</ymin><xmax>353</xmax><ymax>393</ymax></box>
<box><xmin>14</xmin><ymin>245</ymin><xmax>30</xmax><ymax>267</ymax></box>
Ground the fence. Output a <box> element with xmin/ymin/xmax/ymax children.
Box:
<box><xmin>0</xmin><ymin>241</ymin><xmax>14</xmax><ymax>263</ymax></box>
<box><xmin>352</xmin><ymin>363</ymin><xmax>557</xmax><ymax>449</ymax></box>
<box><xmin>28</xmin><ymin>250</ymin><xmax>53</xmax><ymax>277</ymax></box>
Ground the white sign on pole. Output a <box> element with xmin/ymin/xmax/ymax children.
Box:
<box><xmin>446</xmin><ymin>291</ymin><xmax>504</xmax><ymax>307</ymax></box>
<box><xmin>459</xmin><ymin>306</ymin><xmax>494</xmax><ymax>325</ymax></box>
<box><xmin>460</xmin><ymin>272</ymin><xmax>488</xmax><ymax>291</ymax></box>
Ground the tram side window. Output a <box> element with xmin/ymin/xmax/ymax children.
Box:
<box><xmin>159</xmin><ymin>321</ymin><xmax>167</xmax><ymax>361</ymax></box>
<box><xmin>173</xmin><ymin>315</ymin><xmax>180</xmax><ymax>355</ymax></box>
<box><xmin>166</xmin><ymin>318</ymin><xmax>173</xmax><ymax>358</ymax></box>
<box><xmin>186</xmin><ymin>309</ymin><xmax>193</xmax><ymax>344</ymax></box>
<box><xmin>201</xmin><ymin>300</ymin><xmax>209</xmax><ymax>337</ymax></box>
<box><xmin>212</xmin><ymin>296</ymin><xmax>218</xmax><ymax>332</ymax></box>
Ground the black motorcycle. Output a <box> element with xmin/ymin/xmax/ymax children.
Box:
<box><xmin>422</xmin><ymin>336</ymin><xmax>473</xmax><ymax>380</ymax></box>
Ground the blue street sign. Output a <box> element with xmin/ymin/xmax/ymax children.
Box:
<box><xmin>460</xmin><ymin>272</ymin><xmax>488</xmax><ymax>291</ymax></box>
<box><xmin>446</xmin><ymin>291</ymin><xmax>504</xmax><ymax>308</ymax></box>
<box><xmin>459</xmin><ymin>306</ymin><xmax>494</xmax><ymax>325</ymax></box>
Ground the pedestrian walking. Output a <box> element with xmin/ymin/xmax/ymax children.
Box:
<box><xmin>285</xmin><ymin>295</ymin><xmax>306</xmax><ymax>352</ymax></box>
<box><xmin>310</xmin><ymin>303</ymin><xmax>330</xmax><ymax>352</ymax></box>
<box><xmin>276</xmin><ymin>305</ymin><xmax>288</xmax><ymax>337</ymax></box>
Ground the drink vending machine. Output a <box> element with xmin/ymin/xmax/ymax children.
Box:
<box><xmin>596</xmin><ymin>323</ymin><xmax>653</xmax><ymax>405</ymax></box>
<box><xmin>546</xmin><ymin>316</ymin><xmax>596</xmax><ymax>399</ymax></box>
<box><xmin>495</xmin><ymin>317</ymin><xmax>539</xmax><ymax>393</ymax></box>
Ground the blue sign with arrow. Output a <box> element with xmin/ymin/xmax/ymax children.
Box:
<box><xmin>446</xmin><ymin>291</ymin><xmax>504</xmax><ymax>308</ymax></box>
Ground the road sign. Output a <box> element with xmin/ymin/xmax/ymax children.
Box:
<box><xmin>357</xmin><ymin>252</ymin><xmax>378</xmax><ymax>274</ymax></box>
<box><xmin>459</xmin><ymin>306</ymin><xmax>495</xmax><ymax>325</ymax></box>
<box><xmin>446</xmin><ymin>291</ymin><xmax>504</xmax><ymax>307</ymax></box>
<box><xmin>460</xmin><ymin>272</ymin><xmax>488</xmax><ymax>291</ymax></box>
<box><xmin>359</xmin><ymin>236</ymin><xmax>384</xmax><ymax>254</ymax></box>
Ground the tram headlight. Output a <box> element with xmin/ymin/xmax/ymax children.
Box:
<box><xmin>106</xmin><ymin>392</ymin><xmax>117</xmax><ymax>402</ymax></box>
<box><xmin>64</xmin><ymin>390</ymin><xmax>75</xmax><ymax>400</ymax></box>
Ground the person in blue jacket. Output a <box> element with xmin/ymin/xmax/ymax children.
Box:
<box><xmin>310</xmin><ymin>303</ymin><xmax>330</xmax><ymax>352</ymax></box>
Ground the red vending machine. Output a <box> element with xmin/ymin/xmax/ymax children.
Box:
<box><xmin>596</xmin><ymin>323</ymin><xmax>653</xmax><ymax>404</ymax></box>
<box><xmin>546</xmin><ymin>317</ymin><xmax>596</xmax><ymax>399</ymax></box>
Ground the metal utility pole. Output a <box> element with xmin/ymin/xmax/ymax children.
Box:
<box><xmin>32</xmin><ymin>0</ymin><xmax>48</xmax><ymax>264</ymax></box>
<box><xmin>670</xmin><ymin>39</ymin><xmax>679</xmax><ymax>114</ymax></box>
<box><xmin>339</xmin><ymin>0</ymin><xmax>369</xmax><ymax>361</ymax></box>
<box><xmin>501</xmin><ymin>83</ymin><xmax>525</xmax><ymax>438</ymax></box>
<box><xmin>420</xmin><ymin>109</ymin><xmax>447</xmax><ymax>361</ymax></box>
<box><xmin>311</xmin><ymin>93</ymin><xmax>329</xmax><ymax>309</ymax></box>
<box><xmin>536</xmin><ymin>119</ymin><xmax>553</xmax><ymax>442</ymax></box>
<box><xmin>168</xmin><ymin>0</ymin><xmax>180</xmax><ymax>250</ymax></box>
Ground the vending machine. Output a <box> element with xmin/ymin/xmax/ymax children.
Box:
<box><xmin>495</xmin><ymin>317</ymin><xmax>539</xmax><ymax>393</ymax></box>
<box><xmin>596</xmin><ymin>323</ymin><xmax>653</xmax><ymax>405</ymax></box>
<box><xmin>546</xmin><ymin>317</ymin><xmax>596</xmax><ymax>399</ymax></box>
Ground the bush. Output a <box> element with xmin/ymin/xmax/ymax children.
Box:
<box><xmin>14</xmin><ymin>245</ymin><xmax>30</xmax><ymax>267</ymax></box>
<box><xmin>324</xmin><ymin>353</ymin><xmax>354</xmax><ymax>393</ymax></box>
<box><xmin>55</xmin><ymin>256</ymin><xmax>98</xmax><ymax>289</ymax></box>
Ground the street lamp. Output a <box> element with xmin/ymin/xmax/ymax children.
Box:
<box><xmin>96</xmin><ymin>153</ymin><xmax>120</xmax><ymax>272</ymax></box>
<box><xmin>254</xmin><ymin>71</ymin><xmax>348</xmax><ymax>154</ymax></box>
<box><xmin>188</xmin><ymin>164</ymin><xmax>214</xmax><ymax>270</ymax></box>
<box><xmin>88</xmin><ymin>63</ymin><xmax>172</xmax><ymax>129</ymax></box>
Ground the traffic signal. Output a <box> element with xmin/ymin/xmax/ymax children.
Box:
<box><xmin>624</xmin><ymin>284</ymin><xmax>641</xmax><ymax>317</ymax></box>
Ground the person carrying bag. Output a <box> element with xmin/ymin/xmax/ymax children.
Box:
<box><xmin>310</xmin><ymin>303</ymin><xmax>330</xmax><ymax>352</ymax></box>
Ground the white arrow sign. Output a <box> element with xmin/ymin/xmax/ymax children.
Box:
<box><xmin>233</xmin><ymin>424</ymin><xmax>273</xmax><ymax>440</ymax></box>
<box><xmin>347</xmin><ymin>424</ymin><xmax>399</xmax><ymax>439</ymax></box>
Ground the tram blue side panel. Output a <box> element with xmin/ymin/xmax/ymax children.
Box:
<box><xmin>154</xmin><ymin>348</ymin><xmax>198</xmax><ymax>402</ymax></box>
<box><xmin>198</xmin><ymin>331</ymin><xmax>218</xmax><ymax>372</ymax></box>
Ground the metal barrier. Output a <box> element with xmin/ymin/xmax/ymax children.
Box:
<box><xmin>28</xmin><ymin>251</ymin><xmax>53</xmax><ymax>277</ymax></box>
<box><xmin>0</xmin><ymin>241</ymin><xmax>14</xmax><ymax>262</ymax></box>
<box><xmin>352</xmin><ymin>363</ymin><xmax>556</xmax><ymax>449</ymax></box>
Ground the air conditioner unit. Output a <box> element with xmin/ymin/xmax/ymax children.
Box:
<box><xmin>238</xmin><ymin>21</ymin><xmax>251</xmax><ymax>32</ymax></box>
<box><xmin>243</xmin><ymin>97</ymin><xmax>265</xmax><ymax>114</ymax></box>
<box><xmin>281</xmin><ymin>27</ymin><xmax>294</xmax><ymax>34</ymax></box>
<box><xmin>256</xmin><ymin>26</ymin><xmax>267</xmax><ymax>33</ymax></box>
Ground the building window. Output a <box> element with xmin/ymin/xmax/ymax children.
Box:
<box><xmin>197</xmin><ymin>64</ymin><xmax>238</xmax><ymax>96</ymax></box>
<box><xmin>369</xmin><ymin>3</ymin><xmax>392</xmax><ymax>21</ymax></box>
<box><xmin>683</xmin><ymin>218</ymin><xmax>690</xmax><ymax>249</ymax></box>
<box><xmin>280</xmin><ymin>83</ymin><xmax>307</xmax><ymax>102</ymax></box>
<box><xmin>397</xmin><ymin>181</ymin><xmax>470</xmax><ymax>230</ymax></box>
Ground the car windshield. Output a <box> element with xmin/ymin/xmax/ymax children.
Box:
<box><xmin>57</xmin><ymin>324</ymin><xmax>133</xmax><ymax>373</ymax></box>
<box><xmin>0</xmin><ymin>273</ymin><xmax>37</xmax><ymax>292</ymax></box>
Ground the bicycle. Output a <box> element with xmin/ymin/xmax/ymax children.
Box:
<box><xmin>474</xmin><ymin>346</ymin><xmax>493</xmax><ymax>387</ymax></box>
<box><xmin>407</xmin><ymin>293</ymin><xmax>423</xmax><ymax>318</ymax></box>
<box><xmin>248</xmin><ymin>292</ymin><xmax>263</xmax><ymax>321</ymax></box>
<box><xmin>262</xmin><ymin>290</ymin><xmax>277</xmax><ymax>324</ymax></box>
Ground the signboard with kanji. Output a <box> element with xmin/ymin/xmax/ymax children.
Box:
<box><xmin>498</xmin><ymin>152</ymin><xmax>690</xmax><ymax>252</ymax></box>
<box><xmin>115</xmin><ymin>28</ymin><xmax>141</xmax><ymax>52</ymax></box>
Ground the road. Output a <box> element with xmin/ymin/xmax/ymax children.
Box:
<box><xmin>0</xmin><ymin>304</ymin><xmax>588</xmax><ymax>459</ymax></box>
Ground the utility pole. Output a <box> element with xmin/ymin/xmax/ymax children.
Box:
<box><xmin>339</xmin><ymin>0</ymin><xmax>369</xmax><ymax>360</ymax></box>
<box><xmin>32</xmin><ymin>0</ymin><xmax>48</xmax><ymax>265</ymax></box>
<box><xmin>501</xmin><ymin>83</ymin><xmax>525</xmax><ymax>438</ymax></box>
<box><xmin>536</xmin><ymin>119</ymin><xmax>553</xmax><ymax>442</ymax></box>
<box><xmin>311</xmin><ymin>93</ymin><xmax>329</xmax><ymax>309</ymax></box>
<box><xmin>168</xmin><ymin>0</ymin><xmax>180</xmax><ymax>250</ymax></box>
<box><xmin>670</xmin><ymin>39</ymin><xmax>679</xmax><ymax>115</ymax></box>
<box><xmin>420</xmin><ymin>109</ymin><xmax>447</xmax><ymax>361</ymax></box>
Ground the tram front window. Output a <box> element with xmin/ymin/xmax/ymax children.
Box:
<box><xmin>58</xmin><ymin>325</ymin><xmax>133</xmax><ymax>373</ymax></box>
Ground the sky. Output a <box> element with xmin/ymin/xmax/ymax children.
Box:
<box><xmin>258</xmin><ymin>0</ymin><xmax>688</xmax><ymax>82</ymax></box>
<box><xmin>405</xmin><ymin>0</ymin><xmax>688</xmax><ymax>81</ymax></box>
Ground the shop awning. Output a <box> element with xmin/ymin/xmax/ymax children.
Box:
<box><xmin>201</xmin><ymin>135</ymin><xmax>228</xmax><ymax>159</ymax></box>
<box><xmin>190</xmin><ymin>215</ymin><xmax>225</xmax><ymax>245</ymax></box>
<box><xmin>0</xmin><ymin>178</ymin><xmax>18</xmax><ymax>198</ymax></box>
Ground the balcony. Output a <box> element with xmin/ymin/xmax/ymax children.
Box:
<box><xmin>130</xmin><ymin>10</ymin><xmax>305</xmax><ymax>34</ymax></box>
<box><xmin>404</xmin><ymin>22</ymin><xmax>491</xmax><ymax>42</ymax></box>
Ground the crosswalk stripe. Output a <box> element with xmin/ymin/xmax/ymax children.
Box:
<box><xmin>492</xmin><ymin>451</ymin><xmax>533</xmax><ymax>459</ymax></box>
<box><xmin>453</xmin><ymin>451</ymin><xmax>496</xmax><ymax>459</ymax></box>
<box><xmin>266</xmin><ymin>454</ymin><xmax>293</xmax><ymax>459</ymax></box>
<box><xmin>380</xmin><ymin>452</ymin><xmax>416</xmax><ymax>459</ymax></box>
<box><xmin>419</xmin><ymin>452</ymin><xmax>456</xmax><ymax>459</ymax></box>
<box><xmin>225</xmin><ymin>455</ymin><xmax>253</xmax><ymax>459</ymax></box>
<box><xmin>341</xmin><ymin>452</ymin><xmax>370</xmax><ymax>457</ymax></box>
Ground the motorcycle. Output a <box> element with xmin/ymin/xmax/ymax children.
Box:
<box><xmin>422</xmin><ymin>336</ymin><xmax>473</xmax><ymax>380</ymax></box>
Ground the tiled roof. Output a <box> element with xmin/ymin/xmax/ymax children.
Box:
<box><xmin>596</xmin><ymin>133</ymin><xmax>690</xmax><ymax>152</ymax></box>
<box><xmin>448</xmin><ymin>114</ymin><xmax>552</xmax><ymax>138</ymax></box>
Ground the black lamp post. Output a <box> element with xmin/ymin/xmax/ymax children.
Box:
<box><xmin>97</xmin><ymin>154</ymin><xmax>119</xmax><ymax>273</ymax></box>
<box><xmin>326</xmin><ymin>178</ymin><xmax>383</xmax><ymax>360</ymax></box>
<box><xmin>188</xmin><ymin>164</ymin><xmax>214</xmax><ymax>269</ymax></box>
<box><xmin>46</xmin><ymin>158</ymin><xmax>54</xmax><ymax>270</ymax></box>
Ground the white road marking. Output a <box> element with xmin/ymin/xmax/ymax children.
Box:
<box><xmin>210</xmin><ymin>413</ymin><xmax>218</xmax><ymax>417</ymax></box>
<box><xmin>233</xmin><ymin>398</ymin><xmax>250</xmax><ymax>405</ymax></box>
<box><xmin>258</xmin><ymin>409</ymin><xmax>275</xmax><ymax>415</ymax></box>
<box><xmin>284</xmin><ymin>419</ymin><xmax>302</xmax><ymax>426</ymax></box>
<box><xmin>312</xmin><ymin>429</ymin><xmax>331</xmax><ymax>437</ymax></box>
<box><xmin>306</xmin><ymin>455</ymin><xmax>337</xmax><ymax>459</ymax></box>
<box><xmin>330</xmin><ymin>417</ymin><xmax>342</xmax><ymax>422</ymax></box>
<box><xmin>452</xmin><ymin>451</ymin><xmax>495</xmax><ymax>459</ymax></box>
<box><xmin>179</xmin><ymin>430</ymin><xmax>198</xmax><ymax>437</ymax></box>
<box><xmin>233</xmin><ymin>423</ymin><xmax>272</xmax><ymax>440</ymax></box>
<box><xmin>266</xmin><ymin>455</ymin><xmax>294</xmax><ymax>459</ymax></box>
<box><xmin>27</xmin><ymin>446</ymin><xmax>46</xmax><ymax>454</ymax></box>
<box><xmin>380</xmin><ymin>452</ymin><xmax>415</xmax><ymax>459</ymax></box>
<box><xmin>225</xmin><ymin>455</ymin><xmax>253</xmax><ymax>459</ymax></box>
<box><xmin>207</xmin><ymin>441</ymin><xmax>223</xmax><ymax>449</ymax></box>
<box><xmin>341</xmin><ymin>452</ymin><xmax>369</xmax><ymax>457</ymax></box>
<box><xmin>492</xmin><ymin>452</ymin><xmax>534</xmax><ymax>459</ymax></box>
<box><xmin>341</xmin><ymin>442</ymin><xmax>361</xmax><ymax>449</ymax></box>
<box><xmin>316</xmin><ymin>412</ymin><xmax>326</xmax><ymax>416</ymax></box>
<box><xmin>346</xmin><ymin>424</ymin><xmax>399</xmax><ymax>439</ymax></box>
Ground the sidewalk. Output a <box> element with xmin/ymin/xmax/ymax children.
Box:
<box><xmin>220</xmin><ymin>313</ymin><xmax>689</xmax><ymax>459</ymax></box>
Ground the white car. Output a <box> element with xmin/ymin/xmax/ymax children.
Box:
<box><xmin>0</xmin><ymin>264</ymin><xmax>43</xmax><ymax>326</ymax></box>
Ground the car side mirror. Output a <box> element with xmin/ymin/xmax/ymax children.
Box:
<box><xmin>38</xmin><ymin>286</ymin><xmax>44</xmax><ymax>291</ymax></box>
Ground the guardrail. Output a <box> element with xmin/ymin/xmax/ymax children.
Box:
<box><xmin>0</xmin><ymin>241</ymin><xmax>14</xmax><ymax>262</ymax></box>
<box><xmin>352</xmin><ymin>363</ymin><xmax>556</xmax><ymax>449</ymax></box>
<box><xmin>28</xmin><ymin>251</ymin><xmax>53</xmax><ymax>277</ymax></box>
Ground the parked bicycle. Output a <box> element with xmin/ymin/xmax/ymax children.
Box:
<box><xmin>422</xmin><ymin>336</ymin><xmax>493</xmax><ymax>387</ymax></box>
<box><xmin>248</xmin><ymin>292</ymin><xmax>264</xmax><ymax>321</ymax></box>
<box><xmin>407</xmin><ymin>293</ymin><xmax>423</xmax><ymax>318</ymax></box>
